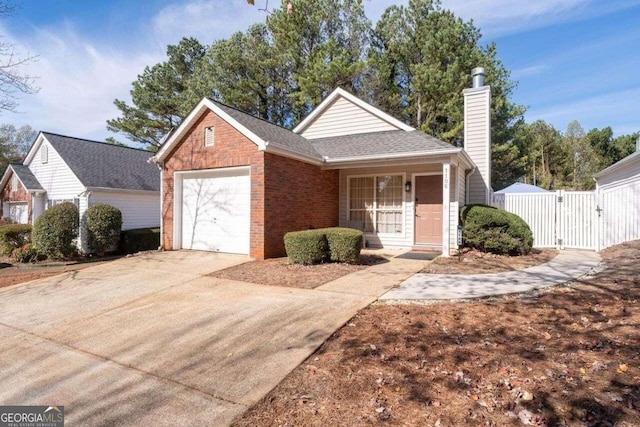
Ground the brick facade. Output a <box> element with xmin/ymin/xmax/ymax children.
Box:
<box><xmin>161</xmin><ymin>109</ymin><xmax>338</xmax><ymax>259</ymax></box>
<box><xmin>1</xmin><ymin>171</ymin><xmax>32</xmax><ymax>222</ymax></box>
<box><xmin>263</xmin><ymin>153</ymin><xmax>338</xmax><ymax>258</ymax></box>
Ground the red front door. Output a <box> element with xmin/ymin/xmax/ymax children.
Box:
<box><xmin>414</xmin><ymin>175</ymin><xmax>443</xmax><ymax>245</ymax></box>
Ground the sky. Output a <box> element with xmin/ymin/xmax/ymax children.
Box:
<box><xmin>1</xmin><ymin>0</ymin><xmax>639</xmax><ymax>146</ymax></box>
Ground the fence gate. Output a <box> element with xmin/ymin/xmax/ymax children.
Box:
<box><xmin>492</xmin><ymin>191</ymin><xmax>598</xmax><ymax>250</ymax></box>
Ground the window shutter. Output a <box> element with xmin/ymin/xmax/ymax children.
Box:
<box><xmin>41</xmin><ymin>145</ymin><xmax>48</xmax><ymax>164</ymax></box>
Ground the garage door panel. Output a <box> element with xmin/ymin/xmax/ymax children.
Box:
<box><xmin>9</xmin><ymin>203</ymin><xmax>28</xmax><ymax>224</ymax></box>
<box><xmin>181</xmin><ymin>172</ymin><xmax>250</xmax><ymax>254</ymax></box>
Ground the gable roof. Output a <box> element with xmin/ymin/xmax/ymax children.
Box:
<box><xmin>153</xmin><ymin>92</ymin><xmax>472</xmax><ymax>169</ymax></box>
<box><xmin>495</xmin><ymin>182</ymin><xmax>549</xmax><ymax>194</ymax></box>
<box><xmin>293</xmin><ymin>87</ymin><xmax>414</xmax><ymax>135</ymax></box>
<box><xmin>211</xmin><ymin>101</ymin><xmax>321</xmax><ymax>160</ymax></box>
<box><xmin>0</xmin><ymin>163</ymin><xmax>45</xmax><ymax>193</ymax></box>
<box><xmin>41</xmin><ymin>132</ymin><xmax>160</xmax><ymax>192</ymax></box>
<box><xmin>312</xmin><ymin>130</ymin><xmax>456</xmax><ymax>161</ymax></box>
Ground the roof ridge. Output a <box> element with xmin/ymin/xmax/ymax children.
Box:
<box><xmin>41</xmin><ymin>131</ymin><xmax>154</xmax><ymax>154</ymax></box>
<box><xmin>207</xmin><ymin>98</ymin><xmax>299</xmax><ymax>135</ymax></box>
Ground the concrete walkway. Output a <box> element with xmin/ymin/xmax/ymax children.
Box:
<box><xmin>379</xmin><ymin>249</ymin><xmax>602</xmax><ymax>302</ymax></box>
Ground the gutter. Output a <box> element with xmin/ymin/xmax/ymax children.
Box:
<box><xmin>465</xmin><ymin>166</ymin><xmax>477</xmax><ymax>205</ymax></box>
<box><xmin>323</xmin><ymin>148</ymin><xmax>465</xmax><ymax>164</ymax></box>
<box><xmin>84</xmin><ymin>186</ymin><xmax>159</xmax><ymax>195</ymax></box>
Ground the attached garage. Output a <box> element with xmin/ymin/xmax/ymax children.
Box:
<box><xmin>8</xmin><ymin>202</ymin><xmax>29</xmax><ymax>224</ymax></box>
<box><xmin>174</xmin><ymin>167</ymin><xmax>250</xmax><ymax>254</ymax></box>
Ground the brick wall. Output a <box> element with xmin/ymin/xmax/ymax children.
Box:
<box><xmin>263</xmin><ymin>153</ymin><xmax>339</xmax><ymax>258</ymax></box>
<box><xmin>1</xmin><ymin>171</ymin><xmax>32</xmax><ymax>222</ymax></box>
<box><xmin>161</xmin><ymin>108</ymin><xmax>339</xmax><ymax>259</ymax></box>
<box><xmin>161</xmin><ymin>109</ymin><xmax>265</xmax><ymax>257</ymax></box>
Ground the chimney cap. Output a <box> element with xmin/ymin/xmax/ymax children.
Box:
<box><xmin>472</xmin><ymin>67</ymin><xmax>485</xmax><ymax>76</ymax></box>
<box><xmin>471</xmin><ymin>67</ymin><xmax>485</xmax><ymax>88</ymax></box>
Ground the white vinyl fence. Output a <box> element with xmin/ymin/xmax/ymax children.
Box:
<box><xmin>492</xmin><ymin>191</ymin><xmax>597</xmax><ymax>250</ymax></box>
<box><xmin>598</xmin><ymin>177</ymin><xmax>640</xmax><ymax>249</ymax></box>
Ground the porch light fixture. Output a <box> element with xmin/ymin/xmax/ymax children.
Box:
<box><xmin>405</xmin><ymin>181</ymin><xmax>412</xmax><ymax>193</ymax></box>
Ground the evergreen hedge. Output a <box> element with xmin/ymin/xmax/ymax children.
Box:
<box><xmin>461</xmin><ymin>204</ymin><xmax>533</xmax><ymax>255</ymax></box>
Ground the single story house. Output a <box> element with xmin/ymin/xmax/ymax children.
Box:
<box><xmin>495</xmin><ymin>182</ymin><xmax>549</xmax><ymax>194</ymax></box>
<box><xmin>152</xmin><ymin>68</ymin><xmax>493</xmax><ymax>259</ymax></box>
<box><xmin>0</xmin><ymin>132</ymin><xmax>161</xmax><ymax>252</ymax></box>
<box><xmin>593</xmin><ymin>138</ymin><xmax>640</xmax><ymax>248</ymax></box>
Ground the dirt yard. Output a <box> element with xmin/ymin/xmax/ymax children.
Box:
<box><xmin>423</xmin><ymin>248</ymin><xmax>559</xmax><ymax>275</ymax></box>
<box><xmin>0</xmin><ymin>272</ymin><xmax>60</xmax><ymax>289</ymax></box>
<box><xmin>209</xmin><ymin>255</ymin><xmax>388</xmax><ymax>289</ymax></box>
<box><xmin>234</xmin><ymin>241</ymin><xmax>640</xmax><ymax>427</ymax></box>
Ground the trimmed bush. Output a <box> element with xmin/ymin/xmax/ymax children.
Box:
<box><xmin>119</xmin><ymin>227</ymin><xmax>160</xmax><ymax>254</ymax></box>
<box><xmin>12</xmin><ymin>243</ymin><xmax>44</xmax><ymax>263</ymax></box>
<box><xmin>32</xmin><ymin>202</ymin><xmax>79</xmax><ymax>259</ymax></box>
<box><xmin>461</xmin><ymin>204</ymin><xmax>533</xmax><ymax>256</ymax></box>
<box><xmin>0</xmin><ymin>224</ymin><xmax>32</xmax><ymax>256</ymax></box>
<box><xmin>322</xmin><ymin>227</ymin><xmax>363</xmax><ymax>264</ymax></box>
<box><xmin>284</xmin><ymin>229</ymin><xmax>329</xmax><ymax>265</ymax></box>
<box><xmin>85</xmin><ymin>203</ymin><xmax>122</xmax><ymax>255</ymax></box>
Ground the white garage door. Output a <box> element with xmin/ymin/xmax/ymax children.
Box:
<box><xmin>180</xmin><ymin>170</ymin><xmax>250</xmax><ymax>254</ymax></box>
<box><xmin>9</xmin><ymin>202</ymin><xmax>28</xmax><ymax>224</ymax></box>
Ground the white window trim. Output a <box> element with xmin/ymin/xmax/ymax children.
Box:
<box><xmin>204</xmin><ymin>126</ymin><xmax>215</xmax><ymax>147</ymax></box>
<box><xmin>346</xmin><ymin>173</ymin><xmax>406</xmax><ymax>238</ymax></box>
<box><xmin>41</xmin><ymin>144</ymin><xmax>48</xmax><ymax>164</ymax></box>
<box><xmin>11</xmin><ymin>175</ymin><xmax>18</xmax><ymax>192</ymax></box>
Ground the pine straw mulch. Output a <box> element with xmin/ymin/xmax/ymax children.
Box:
<box><xmin>209</xmin><ymin>254</ymin><xmax>389</xmax><ymax>289</ymax></box>
<box><xmin>422</xmin><ymin>248</ymin><xmax>559</xmax><ymax>275</ymax></box>
<box><xmin>233</xmin><ymin>241</ymin><xmax>640</xmax><ymax>427</ymax></box>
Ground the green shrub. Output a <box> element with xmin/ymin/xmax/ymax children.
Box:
<box><xmin>321</xmin><ymin>227</ymin><xmax>363</xmax><ymax>264</ymax></box>
<box><xmin>119</xmin><ymin>227</ymin><xmax>160</xmax><ymax>254</ymax></box>
<box><xmin>284</xmin><ymin>229</ymin><xmax>329</xmax><ymax>265</ymax></box>
<box><xmin>0</xmin><ymin>224</ymin><xmax>32</xmax><ymax>256</ymax></box>
<box><xmin>32</xmin><ymin>202</ymin><xmax>79</xmax><ymax>259</ymax></box>
<box><xmin>85</xmin><ymin>204</ymin><xmax>122</xmax><ymax>255</ymax></box>
<box><xmin>12</xmin><ymin>243</ymin><xmax>45</xmax><ymax>263</ymax></box>
<box><xmin>461</xmin><ymin>204</ymin><xmax>533</xmax><ymax>256</ymax></box>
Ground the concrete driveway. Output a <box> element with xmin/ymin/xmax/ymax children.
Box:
<box><xmin>0</xmin><ymin>251</ymin><xmax>378</xmax><ymax>426</ymax></box>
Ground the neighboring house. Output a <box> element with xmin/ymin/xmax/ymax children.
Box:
<box><xmin>0</xmin><ymin>132</ymin><xmax>160</xmax><ymax>252</ymax></box>
<box><xmin>495</xmin><ymin>183</ymin><xmax>549</xmax><ymax>194</ymax></box>
<box><xmin>594</xmin><ymin>139</ymin><xmax>640</xmax><ymax>248</ymax></box>
<box><xmin>152</xmin><ymin>68</ymin><xmax>493</xmax><ymax>259</ymax></box>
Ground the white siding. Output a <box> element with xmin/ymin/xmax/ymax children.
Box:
<box><xmin>338</xmin><ymin>163</ymin><xmax>458</xmax><ymax>249</ymax></box>
<box><xmin>301</xmin><ymin>97</ymin><xmax>399</xmax><ymax>140</ymax></box>
<box><xmin>449</xmin><ymin>202</ymin><xmax>459</xmax><ymax>250</ymax></box>
<box><xmin>78</xmin><ymin>194</ymin><xmax>90</xmax><ymax>253</ymax></box>
<box><xmin>90</xmin><ymin>191</ymin><xmax>160</xmax><ymax>231</ymax></box>
<box><xmin>596</xmin><ymin>155</ymin><xmax>640</xmax><ymax>249</ymax></box>
<box><xmin>463</xmin><ymin>87</ymin><xmax>491</xmax><ymax>204</ymax></box>
<box><xmin>27</xmin><ymin>139</ymin><xmax>85</xmax><ymax>202</ymax></box>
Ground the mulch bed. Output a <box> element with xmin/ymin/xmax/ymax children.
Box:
<box><xmin>234</xmin><ymin>241</ymin><xmax>640</xmax><ymax>427</ymax></box>
<box><xmin>423</xmin><ymin>248</ymin><xmax>559</xmax><ymax>275</ymax></box>
<box><xmin>209</xmin><ymin>254</ymin><xmax>388</xmax><ymax>289</ymax></box>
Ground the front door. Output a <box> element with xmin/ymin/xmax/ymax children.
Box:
<box><xmin>414</xmin><ymin>175</ymin><xmax>443</xmax><ymax>245</ymax></box>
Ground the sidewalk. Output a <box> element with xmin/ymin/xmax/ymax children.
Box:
<box><xmin>379</xmin><ymin>249</ymin><xmax>602</xmax><ymax>302</ymax></box>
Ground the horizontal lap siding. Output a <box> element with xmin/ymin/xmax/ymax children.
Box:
<box><xmin>90</xmin><ymin>191</ymin><xmax>160</xmax><ymax>230</ymax></box>
<box><xmin>464</xmin><ymin>88</ymin><xmax>491</xmax><ymax>205</ymax></box>
<box><xmin>339</xmin><ymin>164</ymin><xmax>445</xmax><ymax>248</ymax></box>
<box><xmin>301</xmin><ymin>97</ymin><xmax>398</xmax><ymax>139</ymax></box>
<box><xmin>29</xmin><ymin>141</ymin><xmax>85</xmax><ymax>200</ymax></box>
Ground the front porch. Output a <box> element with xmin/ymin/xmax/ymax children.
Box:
<box><xmin>333</xmin><ymin>158</ymin><xmax>467</xmax><ymax>257</ymax></box>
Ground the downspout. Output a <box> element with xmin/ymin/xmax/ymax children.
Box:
<box><xmin>464</xmin><ymin>166</ymin><xmax>477</xmax><ymax>205</ymax></box>
<box><xmin>157</xmin><ymin>162</ymin><xmax>164</xmax><ymax>250</ymax></box>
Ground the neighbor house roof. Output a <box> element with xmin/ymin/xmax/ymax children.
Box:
<box><xmin>8</xmin><ymin>164</ymin><xmax>44</xmax><ymax>191</ymax></box>
<box><xmin>495</xmin><ymin>182</ymin><xmax>550</xmax><ymax>194</ymax></box>
<box><xmin>593</xmin><ymin>150</ymin><xmax>640</xmax><ymax>180</ymax></box>
<box><xmin>42</xmin><ymin>132</ymin><xmax>160</xmax><ymax>192</ymax></box>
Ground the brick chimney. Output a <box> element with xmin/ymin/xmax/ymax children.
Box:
<box><xmin>463</xmin><ymin>67</ymin><xmax>492</xmax><ymax>205</ymax></box>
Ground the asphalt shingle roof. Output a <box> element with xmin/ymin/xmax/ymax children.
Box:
<box><xmin>210</xmin><ymin>100</ymin><xmax>322</xmax><ymax>160</ymax></box>
<box><xmin>310</xmin><ymin>130</ymin><xmax>455</xmax><ymax>159</ymax></box>
<box><xmin>10</xmin><ymin>163</ymin><xmax>43</xmax><ymax>191</ymax></box>
<box><xmin>42</xmin><ymin>132</ymin><xmax>159</xmax><ymax>192</ymax></box>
